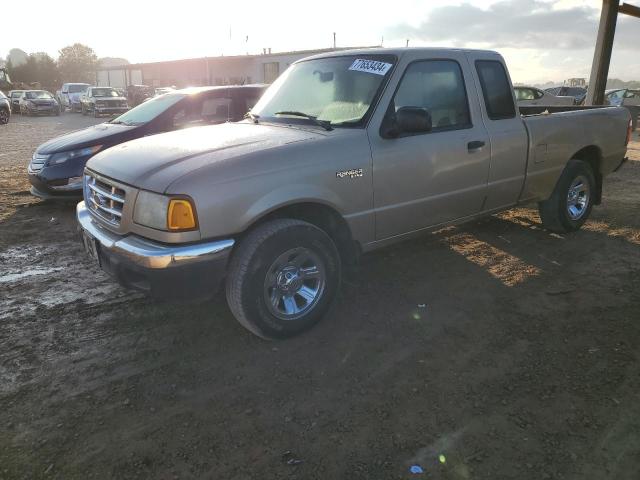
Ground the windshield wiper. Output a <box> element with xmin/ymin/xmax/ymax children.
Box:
<box><xmin>274</xmin><ymin>111</ymin><xmax>333</xmax><ymax>131</ymax></box>
<box><xmin>244</xmin><ymin>112</ymin><xmax>260</xmax><ymax>123</ymax></box>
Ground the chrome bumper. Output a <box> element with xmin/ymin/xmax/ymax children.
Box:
<box><xmin>76</xmin><ymin>201</ymin><xmax>234</xmax><ymax>269</ymax></box>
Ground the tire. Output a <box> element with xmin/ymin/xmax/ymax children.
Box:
<box><xmin>0</xmin><ymin>108</ymin><xmax>8</xmax><ymax>124</ymax></box>
<box><xmin>226</xmin><ymin>219</ymin><xmax>341</xmax><ymax>339</ymax></box>
<box><xmin>538</xmin><ymin>159</ymin><xmax>596</xmax><ymax>233</ymax></box>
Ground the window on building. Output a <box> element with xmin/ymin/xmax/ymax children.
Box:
<box><xmin>263</xmin><ymin>62</ymin><xmax>280</xmax><ymax>84</ymax></box>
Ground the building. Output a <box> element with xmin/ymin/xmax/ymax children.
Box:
<box><xmin>95</xmin><ymin>47</ymin><xmax>372</xmax><ymax>88</ymax></box>
<box><xmin>565</xmin><ymin>78</ymin><xmax>587</xmax><ymax>87</ymax></box>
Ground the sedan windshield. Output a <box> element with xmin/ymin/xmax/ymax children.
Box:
<box><xmin>26</xmin><ymin>91</ymin><xmax>54</xmax><ymax>99</ymax></box>
<box><xmin>251</xmin><ymin>55</ymin><xmax>396</xmax><ymax>127</ymax></box>
<box><xmin>110</xmin><ymin>93</ymin><xmax>185</xmax><ymax>126</ymax></box>
<box><xmin>92</xmin><ymin>88</ymin><xmax>119</xmax><ymax>97</ymax></box>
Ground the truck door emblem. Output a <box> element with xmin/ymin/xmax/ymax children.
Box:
<box><xmin>336</xmin><ymin>168</ymin><xmax>363</xmax><ymax>179</ymax></box>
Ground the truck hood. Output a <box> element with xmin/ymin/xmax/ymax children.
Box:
<box><xmin>86</xmin><ymin>122</ymin><xmax>327</xmax><ymax>192</ymax></box>
<box><xmin>36</xmin><ymin>122</ymin><xmax>138</xmax><ymax>154</ymax></box>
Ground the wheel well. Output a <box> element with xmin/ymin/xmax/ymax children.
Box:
<box><xmin>571</xmin><ymin>145</ymin><xmax>603</xmax><ymax>204</ymax></box>
<box><xmin>248</xmin><ymin>203</ymin><xmax>360</xmax><ymax>265</ymax></box>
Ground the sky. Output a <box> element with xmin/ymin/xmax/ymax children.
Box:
<box><xmin>2</xmin><ymin>0</ymin><xmax>639</xmax><ymax>84</ymax></box>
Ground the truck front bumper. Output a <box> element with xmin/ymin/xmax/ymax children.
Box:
<box><xmin>77</xmin><ymin>201</ymin><xmax>234</xmax><ymax>300</ymax></box>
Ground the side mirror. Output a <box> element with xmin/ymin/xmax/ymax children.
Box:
<box><xmin>396</xmin><ymin>106</ymin><xmax>432</xmax><ymax>133</ymax></box>
<box><xmin>382</xmin><ymin>106</ymin><xmax>432</xmax><ymax>138</ymax></box>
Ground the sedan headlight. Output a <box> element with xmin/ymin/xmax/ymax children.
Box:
<box><xmin>133</xmin><ymin>191</ymin><xmax>197</xmax><ymax>231</ymax></box>
<box><xmin>48</xmin><ymin>145</ymin><xmax>103</xmax><ymax>165</ymax></box>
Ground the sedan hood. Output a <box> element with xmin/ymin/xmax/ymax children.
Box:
<box><xmin>36</xmin><ymin>123</ymin><xmax>137</xmax><ymax>154</ymax></box>
<box><xmin>86</xmin><ymin>122</ymin><xmax>326</xmax><ymax>192</ymax></box>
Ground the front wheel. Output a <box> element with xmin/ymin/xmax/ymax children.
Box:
<box><xmin>538</xmin><ymin>159</ymin><xmax>595</xmax><ymax>233</ymax></box>
<box><xmin>0</xmin><ymin>108</ymin><xmax>9</xmax><ymax>124</ymax></box>
<box><xmin>226</xmin><ymin>219</ymin><xmax>341</xmax><ymax>339</ymax></box>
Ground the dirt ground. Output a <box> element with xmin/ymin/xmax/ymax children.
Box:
<box><xmin>1</xmin><ymin>113</ymin><xmax>639</xmax><ymax>480</ymax></box>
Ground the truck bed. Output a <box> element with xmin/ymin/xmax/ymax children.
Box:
<box><xmin>517</xmin><ymin>105</ymin><xmax>630</xmax><ymax>204</ymax></box>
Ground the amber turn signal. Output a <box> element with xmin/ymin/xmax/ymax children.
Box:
<box><xmin>167</xmin><ymin>199</ymin><xmax>197</xmax><ymax>231</ymax></box>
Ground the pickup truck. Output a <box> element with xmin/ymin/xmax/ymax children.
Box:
<box><xmin>77</xmin><ymin>47</ymin><xmax>632</xmax><ymax>339</ymax></box>
<box><xmin>80</xmin><ymin>86</ymin><xmax>129</xmax><ymax>117</ymax></box>
<box><xmin>57</xmin><ymin>83</ymin><xmax>90</xmax><ymax>112</ymax></box>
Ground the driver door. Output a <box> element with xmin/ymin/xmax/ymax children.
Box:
<box><xmin>368</xmin><ymin>52</ymin><xmax>490</xmax><ymax>240</ymax></box>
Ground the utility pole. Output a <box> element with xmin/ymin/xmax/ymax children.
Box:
<box><xmin>406</xmin><ymin>39</ymin><xmax>409</xmax><ymax>47</ymax></box>
<box><xmin>586</xmin><ymin>0</ymin><xmax>619</xmax><ymax>105</ymax></box>
<box><xmin>586</xmin><ymin>1</ymin><xmax>640</xmax><ymax>105</ymax></box>
<box><xmin>333</xmin><ymin>32</ymin><xmax>336</xmax><ymax>49</ymax></box>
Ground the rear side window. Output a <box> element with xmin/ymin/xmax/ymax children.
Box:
<box><xmin>475</xmin><ymin>60</ymin><xmax>516</xmax><ymax>120</ymax></box>
<box><xmin>393</xmin><ymin>59</ymin><xmax>471</xmax><ymax>131</ymax></box>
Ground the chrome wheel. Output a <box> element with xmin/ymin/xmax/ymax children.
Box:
<box><xmin>566</xmin><ymin>175</ymin><xmax>590</xmax><ymax>220</ymax></box>
<box><xmin>264</xmin><ymin>247</ymin><xmax>326</xmax><ymax>321</ymax></box>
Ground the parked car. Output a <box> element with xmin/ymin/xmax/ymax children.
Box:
<box><xmin>80</xmin><ymin>86</ymin><xmax>129</xmax><ymax>117</ymax></box>
<box><xmin>154</xmin><ymin>87</ymin><xmax>175</xmax><ymax>96</ymax></box>
<box><xmin>0</xmin><ymin>91</ymin><xmax>10</xmax><ymax>124</ymax></box>
<box><xmin>514</xmin><ymin>86</ymin><xmax>574</xmax><ymax>106</ymax></box>
<box><xmin>28</xmin><ymin>84</ymin><xmax>267</xmax><ymax>199</ymax></box>
<box><xmin>8</xmin><ymin>90</ymin><xmax>25</xmax><ymax>113</ymax></box>
<box><xmin>544</xmin><ymin>86</ymin><xmax>588</xmax><ymax>105</ymax></box>
<box><xmin>19</xmin><ymin>90</ymin><xmax>60</xmax><ymax>116</ymax></box>
<box><xmin>605</xmin><ymin>89</ymin><xmax>640</xmax><ymax>130</ymax></box>
<box><xmin>57</xmin><ymin>83</ymin><xmax>91</xmax><ymax>112</ymax></box>
<box><xmin>127</xmin><ymin>84</ymin><xmax>154</xmax><ymax>107</ymax></box>
<box><xmin>76</xmin><ymin>48</ymin><xmax>631</xmax><ymax>339</ymax></box>
<box><xmin>605</xmin><ymin>88</ymin><xmax>640</xmax><ymax>107</ymax></box>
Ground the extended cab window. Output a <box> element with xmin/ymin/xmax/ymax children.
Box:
<box><xmin>475</xmin><ymin>60</ymin><xmax>516</xmax><ymax>120</ymax></box>
<box><xmin>393</xmin><ymin>60</ymin><xmax>471</xmax><ymax>131</ymax></box>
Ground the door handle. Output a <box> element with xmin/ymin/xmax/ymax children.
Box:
<box><xmin>467</xmin><ymin>140</ymin><xmax>485</xmax><ymax>152</ymax></box>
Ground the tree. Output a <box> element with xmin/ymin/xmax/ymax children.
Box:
<box><xmin>8</xmin><ymin>53</ymin><xmax>60</xmax><ymax>91</ymax></box>
<box><xmin>58</xmin><ymin>43</ymin><xmax>98</xmax><ymax>83</ymax></box>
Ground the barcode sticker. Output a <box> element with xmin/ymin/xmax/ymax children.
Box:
<box><xmin>348</xmin><ymin>59</ymin><xmax>393</xmax><ymax>76</ymax></box>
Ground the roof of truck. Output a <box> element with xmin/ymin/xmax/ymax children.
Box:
<box><xmin>298</xmin><ymin>47</ymin><xmax>501</xmax><ymax>63</ymax></box>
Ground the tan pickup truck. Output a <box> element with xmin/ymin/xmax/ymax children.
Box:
<box><xmin>77</xmin><ymin>48</ymin><xmax>632</xmax><ymax>338</ymax></box>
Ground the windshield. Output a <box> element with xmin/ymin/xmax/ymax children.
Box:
<box><xmin>251</xmin><ymin>55</ymin><xmax>396</xmax><ymax>127</ymax></box>
<box><xmin>92</xmin><ymin>88</ymin><xmax>119</xmax><ymax>97</ymax></box>
<box><xmin>110</xmin><ymin>93</ymin><xmax>185</xmax><ymax>125</ymax></box>
<box><xmin>69</xmin><ymin>84</ymin><xmax>89</xmax><ymax>93</ymax></box>
<box><xmin>26</xmin><ymin>91</ymin><xmax>54</xmax><ymax>99</ymax></box>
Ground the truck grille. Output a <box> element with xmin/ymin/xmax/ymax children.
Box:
<box><xmin>84</xmin><ymin>173</ymin><xmax>126</xmax><ymax>226</ymax></box>
<box><xmin>29</xmin><ymin>153</ymin><xmax>49</xmax><ymax>173</ymax></box>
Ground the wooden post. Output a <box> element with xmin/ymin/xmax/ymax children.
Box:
<box><xmin>586</xmin><ymin>0</ymin><xmax>620</xmax><ymax>105</ymax></box>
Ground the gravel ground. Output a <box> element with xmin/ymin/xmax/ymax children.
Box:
<box><xmin>1</xmin><ymin>114</ymin><xmax>639</xmax><ymax>480</ymax></box>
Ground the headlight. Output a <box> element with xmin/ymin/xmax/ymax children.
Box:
<box><xmin>133</xmin><ymin>191</ymin><xmax>197</xmax><ymax>231</ymax></box>
<box><xmin>48</xmin><ymin>145</ymin><xmax>103</xmax><ymax>165</ymax></box>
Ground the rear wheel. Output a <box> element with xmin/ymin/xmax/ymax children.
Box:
<box><xmin>0</xmin><ymin>108</ymin><xmax>9</xmax><ymax>124</ymax></box>
<box><xmin>538</xmin><ymin>159</ymin><xmax>595</xmax><ymax>233</ymax></box>
<box><xmin>226</xmin><ymin>219</ymin><xmax>341</xmax><ymax>339</ymax></box>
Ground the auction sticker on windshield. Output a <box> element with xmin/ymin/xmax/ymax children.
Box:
<box><xmin>348</xmin><ymin>59</ymin><xmax>392</xmax><ymax>76</ymax></box>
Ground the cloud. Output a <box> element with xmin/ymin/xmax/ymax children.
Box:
<box><xmin>386</xmin><ymin>0</ymin><xmax>638</xmax><ymax>51</ymax></box>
